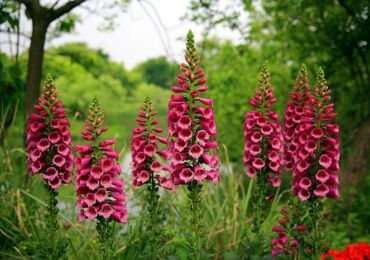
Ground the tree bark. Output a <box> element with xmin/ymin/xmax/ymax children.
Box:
<box><xmin>24</xmin><ymin>16</ymin><xmax>48</xmax><ymax>118</ymax></box>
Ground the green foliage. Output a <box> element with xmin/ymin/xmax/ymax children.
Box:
<box><xmin>257</xmin><ymin>0</ymin><xmax>369</xmax><ymax>111</ymax></box>
<box><xmin>199</xmin><ymin>38</ymin><xmax>291</xmax><ymax>161</ymax></box>
<box><xmin>0</xmin><ymin>0</ymin><xmax>19</xmax><ymax>31</ymax></box>
<box><xmin>188</xmin><ymin>0</ymin><xmax>370</xmax><ymax>161</ymax></box>
<box><xmin>0</xmin><ymin>68</ymin><xmax>20</xmax><ymax>106</ymax></box>
<box><xmin>324</xmin><ymin>172</ymin><xmax>370</xmax><ymax>250</ymax></box>
<box><xmin>187</xmin><ymin>0</ymin><xmax>248</xmax><ymax>34</ymax></box>
<box><xmin>56</xmin><ymin>14</ymin><xmax>79</xmax><ymax>33</ymax></box>
<box><xmin>51</xmin><ymin>43</ymin><xmax>136</xmax><ymax>88</ymax></box>
<box><xmin>0</xmin><ymin>53</ymin><xmax>24</xmax><ymax>142</ymax></box>
<box><xmin>48</xmin><ymin>14</ymin><xmax>80</xmax><ymax>40</ymax></box>
<box><xmin>135</xmin><ymin>56</ymin><xmax>178</xmax><ymax>89</ymax></box>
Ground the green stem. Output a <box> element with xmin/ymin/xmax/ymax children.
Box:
<box><xmin>45</xmin><ymin>184</ymin><xmax>59</xmax><ymax>259</ymax></box>
<box><xmin>97</xmin><ymin>217</ymin><xmax>113</xmax><ymax>260</ymax></box>
<box><xmin>252</xmin><ymin>173</ymin><xmax>266</xmax><ymax>231</ymax></box>
<box><xmin>313</xmin><ymin>204</ymin><xmax>320</xmax><ymax>259</ymax></box>
<box><xmin>309</xmin><ymin>199</ymin><xmax>322</xmax><ymax>260</ymax></box>
<box><xmin>147</xmin><ymin>172</ymin><xmax>160</xmax><ymax>259</ymax></box>
<box><xmin>253</xmin><ymin>185</ymin><xmax>263</xmax><ymax>233</ymax></box>
<box><xmin>252</xmin><ymin>173</ymin><xmax>268</xmax><ymax>255</ymax></box>
<box><xmin>187</xmin><ymin>181</ymin><xmax>203</xmax><ymax>260</ymax></box>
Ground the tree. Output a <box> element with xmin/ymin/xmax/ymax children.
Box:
<box><xmin>187</xmin><ymin>0</ymin><xmax>370</xmax><ymax>123</ymax></box>
<box><xmin>135</xmin><ymin>56</ymin><xmax>178</xmax><ymax>89</ymax></box>
<box><xmin>52</xmin><ymin>42</ymin><xmax>136</xmax><ymax>90</ymax></box>
<box><xmin>15</xmin><ymin>0</ymin><xmax>87</xmax><ymax>119</ymax></box>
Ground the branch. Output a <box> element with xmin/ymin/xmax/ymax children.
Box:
<box><xmin>50</xmin><ymin>0</ymin><xmax>87</xmax><ymax>21</ymax></box>
<box><xmin>14</xmin><ymin>0</ymin><xmax>39</xmax><ymax>12</ymax></box>
<box><xmin>79</xmin><ymin>5</ymin><xmax>105</xmax><ymax>18</ymax></box>
<box><xmin>51</xmin><ymin>0</ymin><xmax>61</xmax><ymax>10</ymax></box>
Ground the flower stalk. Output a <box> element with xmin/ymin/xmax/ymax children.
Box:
<box><xmin>166</xmin><ymin>31</ymin><xmax>219</xmax><ymax>258</ymax></box>
<box><xmin>281</xmin><ymin>66</ymin><xmax>339</xmax><ymax>258</ymax></box>
<box><xmin>26</xmin><ymin>75</ymin><xmax>73</xmax><ymax>258</ymax></box>
<box><xmin>244</xmin><ymin>64</ymin><xmax>282</xmax><ymax>239</ymax></box>
<box><xmin>307</xmin><ymin>199</ymin><xmax>324</xmax><ymax>259</ymax></box>
<box><xmin>96</xmin><ymin>217</ymin><xmax>113</xmax><ymax>260</ymax></box>
<box><xmin>45</xmin><ymin>184</ymin><xmax>60</xmax><ymax>258</ymax></box>
<box><xmin>252</xmin><ymin>171</ymin><xmax>268</xmax><ymax>233</ymax></box>
<box><xmin>147</xmin><ymin>170</ymin><xmax>160</xmax><ymax>258</ymax></box>
<box><xmin>271</xmin><ymin>200</ymin><xmax>306</xmax><ymax>258</ymax></box>
<box><xmin>187</xmin><ymin>181</ymin><xmax>204</xmax><ymax>260</ymax></box>
<box><xmin>131</xmin><ymin>97</ymin><xmax>169</xmax><ymax>258</ymax></box>
<box><xmin>75</xmin><ymin>97</ymin><xmax>128</xmax><ymax>259</ymax></box>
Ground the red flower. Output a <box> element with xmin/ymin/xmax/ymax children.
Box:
<box><xmin>321</xmin><ymin>242</ymin><xmax>370</xmax><ymax>259</ymax></box>
<box><xmin>283</xmin><ymin>65</ymin><xmax>311</xmax><ymax>171</ymax></box>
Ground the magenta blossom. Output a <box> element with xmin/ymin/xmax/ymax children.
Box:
<box><xmin>75</xmin><ymin>98</ymin><xmax>128</xmax><ymax>224</ymax></box>
<box><xmin>26</xmin><ymin>75</ymin><xmax>73</xmax><ymax>190</ymax></box>
<box><xmin>167</xmin><ymin>31</ymin><xmax>219</xmax><ymax>187</ymax></box>
<box><xmin>283</xmin><ymin>65</ymin><xmax>312</xmax><ymax>172</ymax></box>
<box><xmin>271</xmin><ymin>205</ymin><xmax>306</xmax><ymax>257</ymax></box>
<box><xmin>243</xmin><ymin>64</ymin><xmax>282</xmax><ymax>189</ymax></box>
<box><xmin>131</xmin><ymin>97</ymin><xmax>171</xmax><ymax>189</ymax></box>
<box><xmin>291</xmin><ymin>68</ymin><xmax>340</xmax><ymax>201</ymax></box>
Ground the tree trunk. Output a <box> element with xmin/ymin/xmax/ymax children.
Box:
<box><xmin>24</xmin><ymin>17</ymin><xmax>48</xmax><ymax>119</ymax></box>
<box><xmin>23</xmin><ymin>16</ymin><xmax>49</xmax><ymax>188</ymax></box>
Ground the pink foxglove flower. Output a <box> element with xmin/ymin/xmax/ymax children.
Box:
<box><xmin>292</xmin><ymin>68</ymin><xmax>340</xmax><ymax>201</ymax></box>
<box><xmin>271</xmin><ymin>206</ymin><xmax>306</xmax><ymax>257</ymax></box>
<box><xmin>167</xmin><ymin>31</ymin><xmax>219</xmax><ymax>187</ymax></box>
<box><xmin>283</xmin><ymin>65</ymin><xmax>311</xmax><ymax>172</ymax></box>
<box><xmin>131</xmin><ymin>97</ymin><xmax>170</xmax><ymax>189</ymax></box>
<box><xmin>243</xmin><ymin>64</ymin><xmax>282</xmax><ymax>188</ymax></box>
<box><xmin>26</xmin><ymin>75</ymin><xmax>73</xmax><ymax>190</ymax></box>
<box><xmin>75</xmin><ymin>98</ymin><xmax>128</xmax><ymax>223</ymax></box>
<box><xmin>167</xmin><ymin>31</ymin><xmax>219</xmax><ymax>259</ymax></box>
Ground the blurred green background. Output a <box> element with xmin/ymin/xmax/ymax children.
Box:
<box><xmin>0</xmin><ymin>0</ymin><xmax>369</xmax><ymax>259</ymax></box>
